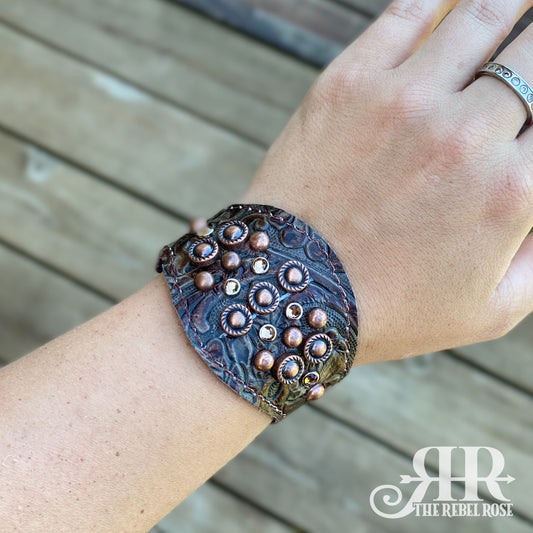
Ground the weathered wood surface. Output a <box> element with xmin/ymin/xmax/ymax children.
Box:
<box><xmin>0</xmin><ymin>0</ymin><xmax>317</xmax><ymax>147</ymax></box>
<box><xmin>0</xmin><ymin>132</ymin><xmax>185</xmax><ymax>300</ymax></box>
<box><xmin>0</xmin><ymin>23</ymin><xmax>262</xmax><ymax>221</ymax></box>
<box><xmin>321</xmin><ymin>354</ymin><xmax>533</xmax><ymax>519</ymax></box>
<box><xmin>1</xmin><ymin>0</ymin><xmax>533</xmax><ymax>531</ymax></box>
<box><xmin>174</xmin><ymin>0</ymin><xmax>533</xmax><ymax>67</ymax></box>
<box><xmin>148</xmin><ymin>482</ymin><xmax>293</xmax><ymax>533</ymax></box>
<box><xmin>228</xmin><ymin>0</ymin><xmax>369</xmax><ymax>43</ymax></box>
<box><xmin>338</xmin><ymin>0</ymin><xmax>390</xmax><ymax>16</ymax></box>
<box><xmin>452</xmin><ymin>315</ymin><xmax>533</xmax><ymax>393</ymax></box>
<box><xmin>0</xmin><ymin>245</ymin><xmax>109</xmax><ymax>364</ymax></box>
<box><xmin>173</xmin><ymin>0</ymin><xmax>367</xmax><ymax>65</ymax></box>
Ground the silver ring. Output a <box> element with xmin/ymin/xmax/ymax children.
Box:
<box><xmin>475</xmin><ymin>62</ymin><xmax>533</xmax><ymax>125</ymax></box>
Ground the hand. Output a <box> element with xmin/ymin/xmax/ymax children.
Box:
<box><xmin>242</xmin><ymin>0</ymin><xmax>533</xmax><ymax>365</ymax></box>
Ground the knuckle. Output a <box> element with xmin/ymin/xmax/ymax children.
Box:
<box><xmin>517</xmin><ymin>25</ymin><xmax>533</xmax><ymax>54</ymax></box>
<box><xmin>427</xmin><ymin>118</ymin><xmax>483</xmax><ymax>165</ymax></box>
<box><xmin>385</xmin><ymin>0</ymin><xmax>431</xmax><ymax>25</ymax></box>
<box><xmin>462</xmin><ymin>0</ymin><xmax>512</xmax><ymax>38</ymax></box>
<box><xmin>443</xmin><ymin>123</ymin><xmax>478</xmax><ymax>157</ymax></box>
<box><xmin>523</xmin><ymin>34</ymin><xmax>533</xmax><ymax>65</ymax></box>
<box><xmin>391</xmin><ymin>80</ymin><xmax>434</xmax><ymax>123</ymax></box>
<box><xmin>309</xmin><ymin>66</ymin><xmax>361</xmax><ymax>110</ymax></box>
<box><xmin>486</xmin><ymin>164</ymin><xmax>533</xmax><ymax>220</ymax></box>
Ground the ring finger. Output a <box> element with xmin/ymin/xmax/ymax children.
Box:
<box><xmin>462</xmin><ymin>21</ymin><xmax>533</xmax><ymax>140</ymax></box>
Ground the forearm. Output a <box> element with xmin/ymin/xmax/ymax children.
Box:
<box><xmin>0</xmin><ymin>274</ymin><xmax>270</xmax><ymax>532</ymax></box>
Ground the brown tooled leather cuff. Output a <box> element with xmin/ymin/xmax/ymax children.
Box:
<box><xmin>156</xmin><ymin>204</ymin><xmax>358</xmax><ymax>422</ymax></box>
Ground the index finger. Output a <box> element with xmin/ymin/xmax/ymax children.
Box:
<box><xmin>339</xmin><ymin>0</ymin><xmax>458</xmax><ymax>70</ymax></box>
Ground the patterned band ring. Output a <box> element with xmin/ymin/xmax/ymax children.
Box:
<box><xmin>475</xmin><ymin>62</ymin><xmax>533</xmax><ymax>125</ymax></box>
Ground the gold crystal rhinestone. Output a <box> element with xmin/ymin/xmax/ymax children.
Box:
<box><xmin>253</xmin><ymin>350</ymin><xmax>275</xmax><ymax>372</ymax></box>
<box><xmin>197</xmin><ymin>225</ymin><xmax>214</xmax><ymax>237</ymax></box>
<box><xmin>302</xmin><ymin>371</ymin><xmax>320</xmax><ymax>386</ymax></box>
<box><xmin>251</xmin><ymin>257</ymin><xmax>269</xmax><ymax>275</ymax></box>
<box><xmin>306</xmin><ymin>383</ymin><xmax>325</xmax><ymax>401</ymax></box>
<box><xmin>259</xmin><ymin>324</ymin><xmax>277</xmax><ymax>342</ymax></box>
<box><xmin>223</xmin><ymin>278</ymin><xmax>241</xmax><ymax>296</ymax></box>
<box><xmin>285</xmin><ymin>302</ymin><xmax>303</xmax><ymax>320</ymax></box>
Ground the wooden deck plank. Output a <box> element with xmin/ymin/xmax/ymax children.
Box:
<box><xmin>0</xmin><ymin>0</ymin><xmax>318</xmax><ymax>146</ymax></box>
<box><xmin>452</xmin><ymin>315</ymin><xmax>533</xmax><ymax>393</ymax></box>
<box><xmin>0</xmin><ymin>131</ymin><xmax>185</xmax><ymax>300</ymax></box>
<box><xmin>0</xmin><ymin>245</ymin><xmax>109</xmax><ymax>364</ymax></box>
<box><xmin>0</xmin><ymin>23</ymin><xmax>263</xmax><ymax>221</ymax></box>
<box><xmin>174</xmin><ymin>0</ymin><xmax>368</xmax><ymax>64</ymax></box>
<box><xmin>336</xmin><ymin>0</ymin><xmax>390</xmax><ymax>17</ymax></box>
<box><xmin>175</xmin><ymin>0</ymin><xmax>533</xmax><ymax>69</ymax></box>
<box><xmin>232</xmin><ymin>0</ymin><xmax>369</xmax><ymax>43</ymax></box>
<box><xmin>148</xmin><ymin>482</ymin><xmax>293</xmax><ymax>533</ymax></box>
<box><xmin>2</xmin><ymin>248</ymin><xmax>532</xmax><ymax>525</ymax></box>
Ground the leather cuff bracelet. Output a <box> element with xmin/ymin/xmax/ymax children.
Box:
<box><xmin>156</xmin><ymin>204</ymin><xmax>358</xmax><ymax>422</ymax></box>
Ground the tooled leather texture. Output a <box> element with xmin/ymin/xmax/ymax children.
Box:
<box><xmin>156</xmin><ymin>204</ymin><xmax>358</xmax><ymax>422</ymax></box>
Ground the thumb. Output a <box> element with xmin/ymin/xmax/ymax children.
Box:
<box><xmin>491</xmin><ymin>231</ymin><xmax>533</xmax><ymax>335</ymax></box>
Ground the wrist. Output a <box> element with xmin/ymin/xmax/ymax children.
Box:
<box><xmin>157</xmin><ymin>204</ymin><xmax>359</xmax><ymax>419</ymax></box>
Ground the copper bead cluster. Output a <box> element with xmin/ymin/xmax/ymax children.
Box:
<box><xmin>187</xmin><ymin>217</ymin><xmax>332</xmax><ymax>402</ymax></box>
